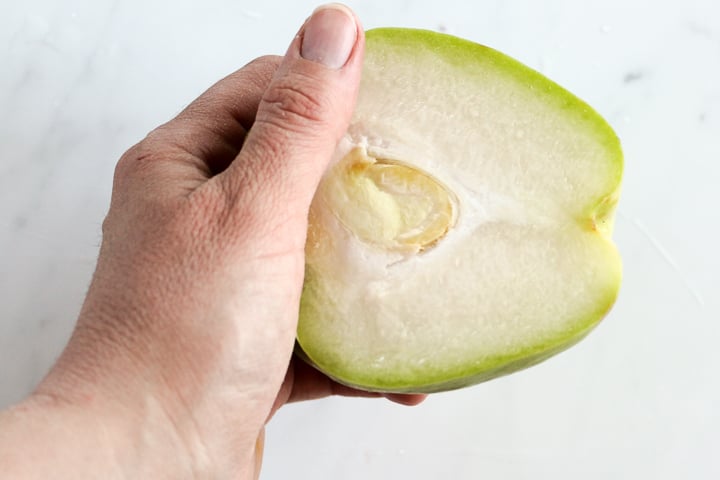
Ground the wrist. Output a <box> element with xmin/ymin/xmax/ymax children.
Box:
<box><xmin>0</xmin><ymin>393</ymin><xmax>127</xmax><ymax>479</ymax></box>
<box><xmin>29</xmin><ymin>347</ymin><xmax>209</xmax><ymax>479</ymax></box>
<box><xmin>30</xmin><ymin>319</ymin><xmax>263</xmax><ymax>479</ymax></box>
<box><xmin>1</xmin><ymin>387</ymin><xmax>200</xmax><ymax>479</ymax></box>
<box><xmin>15</xmin><ymin>316</ymin><xmax>209</xmax><ymax>479</ymax></box>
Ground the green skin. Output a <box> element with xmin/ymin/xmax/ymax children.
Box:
<box><xmin>296</xmin><ymin>28</ymin><xmax>623</xmax><ymax>394</ymax></box>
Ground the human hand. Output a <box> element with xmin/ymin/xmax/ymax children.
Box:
<box><xmin>8</xmin><ymin>4</ymin><xmax>423</xmax><ymax>479</ymax></box>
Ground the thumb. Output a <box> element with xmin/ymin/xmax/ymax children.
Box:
<box><xmin>220</xmin><ymin>4</ymin><xmax>364</xmax><ymax>211</ymax></box>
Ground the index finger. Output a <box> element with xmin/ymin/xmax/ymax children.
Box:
<box><xmin>153</xmin><ymin>55</ymin><xmax>283</xmax><ymax>175</ymax></box>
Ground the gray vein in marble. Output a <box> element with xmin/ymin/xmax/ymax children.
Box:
<box><xmin>630</xmin><ymin>216</ymin><xmax>706</xmax><ymax>308</ymax></box>
<box><xmin>0</xmin><ymin>1</ymin><xmax>121</xmax><ymax>236</ymax></box>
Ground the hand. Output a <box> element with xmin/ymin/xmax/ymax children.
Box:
<box><xmin>0</xmin><ymin>5</ymin><xmax>423</xmax><ymax>480</ymax></box>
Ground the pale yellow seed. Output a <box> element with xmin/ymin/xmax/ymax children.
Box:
<box><xmin>325</xmin><ymin>147</ymin><xmax>456</xmax><ymax>252</ymax></box>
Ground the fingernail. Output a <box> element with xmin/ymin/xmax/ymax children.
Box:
<box><xmin>300</xmin><ymin>4</ymin><xmax>357</xmax><ymax>69</ymax></box>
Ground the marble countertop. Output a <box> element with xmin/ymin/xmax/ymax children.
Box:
<box><xmin>1</xmin><ymin>0</ymin><xmax>718</xmax><ymax>478</ymax></box>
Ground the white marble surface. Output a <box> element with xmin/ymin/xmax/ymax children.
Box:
<box><xmin>1</xmin><ymin>0</ymin><xmax>719</xmax><ymax>478</ymax></box>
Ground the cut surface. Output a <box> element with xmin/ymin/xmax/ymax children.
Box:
<box><xmin>324</xmin><ymin>147</ymin><xmax>457</xmax><ymax>253</ymax></box>
<box><xmin>298</xmin><ymin>28</ymin><xmax>623</xmax><ymax>393</ymax></box>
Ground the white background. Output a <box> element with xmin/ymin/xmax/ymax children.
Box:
<box><xmin>1</xmin><ymin>0</ymin><xmax>719</xmax><ymax>478</ymax></box>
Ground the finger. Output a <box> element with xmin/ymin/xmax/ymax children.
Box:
<box><xmin>218</xmin><ymin>4</ymin><xmax>364</xmax><ymax>216</ymax></box>
<box><xmin>144</xmin><ymin>56</ymin><xmax>282</xmax><ymax>176</ymax></box>
<box><xmin>284</xmin><ymin>357</ymin><xmax>428</xmax><ymax>405</ymax></box>
<box><xmin>285</xmin><ymin>356</ymin><xmax>382</xmax><ymax>405</ymax></box>
<box><xmin>384</xmin><ymin>393</ymin><xmax>428</xmax><ymax>406</ymax></box>
<box><xmin>164</xmin><ymin>56</ymin><xmax>282</xmax><ymax>175</ymax></box>
<box><xmin>113</xmin><ymin>56</ymin><xmax>283</xmax><ymax>203</ymax></box>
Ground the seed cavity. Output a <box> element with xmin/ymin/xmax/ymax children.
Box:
<box><xmin>323</xmin><ymin>147</ymin><xmax>457</xmax><ymax>253</ymax></box>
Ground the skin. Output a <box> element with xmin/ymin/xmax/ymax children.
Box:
<box><xmin>0</xmin><ymin>5</ymin><xmax>423</xmax><ymax>480</ymax></box>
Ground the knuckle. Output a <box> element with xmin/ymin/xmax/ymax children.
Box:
<box><xmin>113</xmin><ymin>130</ymin><xmax>169</xmax><ymax>183</ymax></box>
<box><xmin>233</xmin><ymin>56</ymin><xmax>283</xmax><ymax>97</ymax></box>
<box><xmin>245</xmin><ymin>55</ymin><xmax>283</xmax><ymax>74</ymax></box>
<box><xmin>114</xmin><ymin>143</ymin><xmax>142</xmax><ymax>177</ymax></box>
<box><xmin>100</xmin><ymin>212</ymin><xmax>114</xmax><ymax>238</ymax></box>
<box><xmin>112</xmin><ymin>149</ymin><xmax>139</xmax><ymax>188</ymax></box>
<box><xmin>261</xmin><ymin>74</ymin><xmax>330</xmax><ymax>127</ymax></box>
<box><xmin>113</xmin><ymin>146</ymin><xmax>150</xmax><ymax>187</ymax></box>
